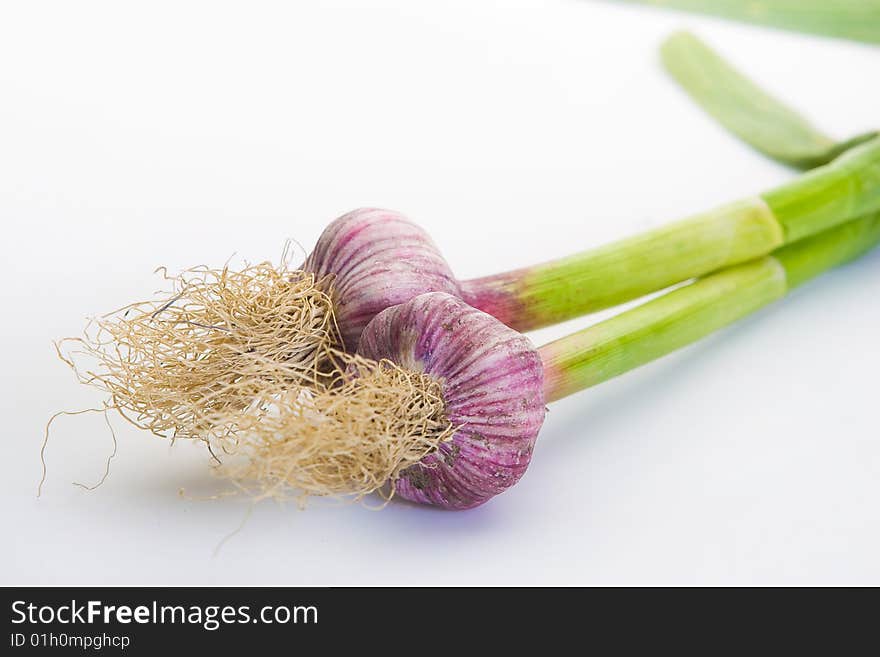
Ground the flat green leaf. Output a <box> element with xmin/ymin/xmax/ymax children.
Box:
<box><xmin>661</xmin><ymin>31</ymin><xmax>878</xmax><ymax>169</ymax></box>
<box><xmin>616</xmin><ymin>0</ymin><xmax>880</xmax><ymax>44</ymax></box>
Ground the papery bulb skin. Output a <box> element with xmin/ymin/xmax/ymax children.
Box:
<box><xmin>304</xmin><ymin>208</ymin><xmax>461</xmax><ymax>351</ymax></box>
<box><xmin>358</xmin><ymin>293</ymin><xmax>546</xmax><ymax>509</ymax></box>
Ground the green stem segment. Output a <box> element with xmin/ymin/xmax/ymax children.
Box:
<box><xmin>612</xmin><ymin>1</ymin><xmax>880</xmax><ymax>45</ymax></box>
<box><xmin>461</xmin><ymin>137</ymin><xmax>880</xmax><ymax>331</ymax></box>
<box><xmin>540</xmin><ymin>211</ymin><xmax>880</xmax><ymax>403</ymax></box>
<box><xmin>660</xmin><ymin>31</ymin><xmax>878</xmax><ymax>170</ymax></box>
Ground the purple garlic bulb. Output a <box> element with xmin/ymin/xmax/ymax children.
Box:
<box><xmin>358</xmin><ymin>292</ymin><xmax>546</xmax><ymax>509</ymax></box>
<box><xmin>304</xmin><ymin>208</ymin><xmax>461</xmax><ymax>351</ymax></box>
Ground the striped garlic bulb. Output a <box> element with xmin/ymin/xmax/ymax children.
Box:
<box><xmin>357</xmin><ymin>293</ymin><xmax>546</xmax><ymax>509</ymax></box>
<box><xmin>304</xmin><ymin>208</ymin><xmax>461</xmax><ymax>351</ymax></box>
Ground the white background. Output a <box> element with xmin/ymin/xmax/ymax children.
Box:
<box><xmin>2</xmin><ymin>1</ymin><xmax>878</xmax><ymax>586</ymax></box>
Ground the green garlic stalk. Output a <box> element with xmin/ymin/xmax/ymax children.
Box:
<box><xmin>541</xmin><ymin>211</ymin><xmax>880</xmax><ymax>401</ymax></box>
<box><xmin>464</xmin><ymin>137</ymin><xmax>880</xmax><ymax>331</ymax></box>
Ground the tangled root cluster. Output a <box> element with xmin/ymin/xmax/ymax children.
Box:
<box><xmin>59</xmin><ymin>260</ymin><xmax>339</xmax><ymax>447</ymax></box>
<box><xmin>59</xmin><ymin>258</ymin><xmax>454</xmax><ymax>502</ymax></box>
<box><xmin>226</xmin><ymin>354</ymin><xmax>455</xmax><ymax>502</ymax></box>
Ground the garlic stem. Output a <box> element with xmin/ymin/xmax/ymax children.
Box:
<box><xmin>463</xmin><ymin>137</ymin><xmax>880</xmax><ymax>331</ymax></box>
<box><xmin>540</xmin><ymin>211</ymin><xmax>880</xmax><ymax>402</ymax></box>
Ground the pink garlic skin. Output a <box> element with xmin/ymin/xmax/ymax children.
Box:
<box><xmin>304</xmin><ymin>208</ymin><xmax>461</xmax><ymax>351</ymax></box>
<box><xmin>358</xmin><ymin>293</ymin><xmax>546</xmax><ymax>510</ymax></box>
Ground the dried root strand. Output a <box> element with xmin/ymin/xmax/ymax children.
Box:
<box><xmin>224</xmin><ymin>352</ymin><xmax>455</xmax><ymax>503</ymax></box>
<box><xmin>56</xmin><ymin>256</ymin><xmax>453</xmax><ymax>506</ymax></box>
<box><xmin>59</xmin><ymin>261</ymin><xmax>339</xmax><ymax>447</ymax></box>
